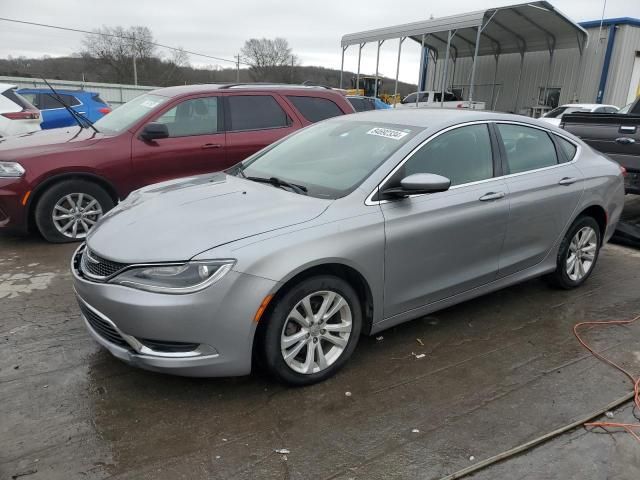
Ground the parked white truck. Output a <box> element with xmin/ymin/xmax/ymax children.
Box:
<box><xmin>396</xmin><ymin>91</ymin><xmax>486</xmax><ymax>110</ymax></box>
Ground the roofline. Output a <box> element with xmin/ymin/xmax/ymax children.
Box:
<box><xmin>341</xmin><ymin>1</ymin><xmax>587</xmax><ymax>52</ymax></box>
<box><xmin>541</xmin><ymin>1</ymin><xmax>589</xmax><ymax>38</ymax></box>
<box><xmin>579</xmin><ymin>17</ymin><xmax>640</xmax><ymax>29</ymax></box>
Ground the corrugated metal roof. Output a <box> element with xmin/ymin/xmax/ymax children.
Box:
<box><xmin>341</xmin><ymin>1</ymin><xmax>588</xmax><ymax>58</ymax></box>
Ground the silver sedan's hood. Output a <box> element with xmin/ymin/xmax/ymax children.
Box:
<box><xmin>86</xmin><ymin>173</ymin><xmax>331</xmax><ymax>262</ymax></box>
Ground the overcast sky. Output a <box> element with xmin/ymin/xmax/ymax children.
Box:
<box><xmin>1</xmin><ymin>0</ymin><xmax>638</xmax><ymax>83</ymax></box>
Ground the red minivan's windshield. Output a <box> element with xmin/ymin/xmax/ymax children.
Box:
<box><xmin>94</xmin><ymin>93</ymin><xmax>169</xmax><ymax>134</ymax></box>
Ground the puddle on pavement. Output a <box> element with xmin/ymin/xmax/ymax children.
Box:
<box><xmin>0</xmin><ymin>271</ymin><xmax>57</xmax><ymax>299</ymax></box>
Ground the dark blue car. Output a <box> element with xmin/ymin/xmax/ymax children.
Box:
<box><xmin>17</xmin><ymin>89</ymin><xmax>112</xmax><ymax>129</ymax></box>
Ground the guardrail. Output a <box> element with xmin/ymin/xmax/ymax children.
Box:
<box><xmin>0</xmin><ymin>76</ymin><xmax>156</xmax><ymax>107</ymax></box>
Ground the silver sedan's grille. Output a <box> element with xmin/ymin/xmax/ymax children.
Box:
<box><xmin>80</xmin><ymin>247</ymin><xmax>129</xmax><ymax>281</ymax></box>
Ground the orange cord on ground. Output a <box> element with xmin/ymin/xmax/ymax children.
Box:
<box><xmin>573</xmin><ymin>314</ymin><xmax>640</xmax><ymax>443</ymax></box>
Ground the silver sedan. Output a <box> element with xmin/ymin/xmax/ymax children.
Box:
<box><xmin>71</xmin><ymin>109</ymin><xmax>625</xmax><ymax>385</ymax></box>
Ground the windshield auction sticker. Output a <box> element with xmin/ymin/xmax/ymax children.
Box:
<box><xmin>366</xmin><ymin>127</ymin><xmax>409</xmax><ymax>140</ymax></box>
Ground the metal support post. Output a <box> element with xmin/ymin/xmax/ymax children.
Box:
<box><xmin>469</xmin><ymin>25</ymin><xmax>482</xmax><ymax>103</ymax></box>
<box><xmin>339</xmin><ymin>46</ymin><xmax>347</xmax><ymax>89</ymax></box>
<box><xmin>417</xmin><ymin>34</ymin><xmax>426</xmax><ymax>107</ymax></box>
<box><xmin>513</xmin><ymin>51</ymin><xmax>525</xmax><ymax>113</ymax></box>
<box><xmin>441</xmin><ymin>30</ymin><xmax>452</xmax><ymax>107</ymax></box>
<box><xmin>374</xmin><ymin>40</ymin><xmax>384</xmax><ymax>98</ymax></box>
<box><xmin>356</xmin><ymin>43</ymin><xmax>364</xmax><ymax>93</ymax></box>
<box><xmin>393</xmin><ymin>37</ymin><xmax>405</xmax><ymax>107</ymax></box>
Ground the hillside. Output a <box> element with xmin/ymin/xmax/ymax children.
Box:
<box><xmin>0</xmin><ymin>56</ymin><xmax>417</xmax><ymax>96</ymax></box>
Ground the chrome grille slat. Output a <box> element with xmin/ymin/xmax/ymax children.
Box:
<box><xmin>80</xmin><ymin>247</ymin><xmax>129</xmax><ymax>280</ymax></box>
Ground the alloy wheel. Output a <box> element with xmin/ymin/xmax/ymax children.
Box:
<box><xmin>52</xmin><ymin>193</ymin><xmax>103</xmax><ymax>239</ymax></box>
<box><xmin>280</xmin><ymin>290</ymin><xmax>352</xmax><ymax>374</ymax></box>
<box><xmin>566</xmin><ymin>226</ymin><xmax>597</xmax><ymax>282</ymax></box>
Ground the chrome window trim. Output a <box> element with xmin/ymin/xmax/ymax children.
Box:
<box><xmin>365</xmin><ymin>119</ymin><xmax>581</xmax><ymax>206</ymax></box>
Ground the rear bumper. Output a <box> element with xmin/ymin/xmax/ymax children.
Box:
<box><xmin>0</xmin><ymin>177</ymin><xmax>29</xmax><ymax>231</ymax></box>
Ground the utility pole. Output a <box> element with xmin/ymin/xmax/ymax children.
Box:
<box><xmin>291</xmin><ymin>55</ymin><xmax>295</xmax><ymax>83</ymax></box>
<box><xmin>132</xmin><ymin>32</ymin><xmax>138</xmax><ymax>86</ymax></box>
<box><xmin>236</xmin><ymin>54</ymin><xmax>240</xmax><ymax>82</ymax></box>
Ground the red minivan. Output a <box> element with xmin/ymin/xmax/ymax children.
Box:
<box><xmin>0</xmin><ymin>84</ymin><xmax>354</xmax><ymax>242</ymax></box>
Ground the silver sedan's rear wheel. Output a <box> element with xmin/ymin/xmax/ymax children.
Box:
<box><xmin>546</xmin><ymin>215</ymin><xmax>601</xmax><ymax>289</ymax></box>
<box><xmin>566</xmin><ymin>226</ymin><xmax>597</xmax><ymax>282</ymax></box>
<box><xmin>262</xmin><ymin>275</ymin><xmax>362</xmax><ymax>385</ymax></box>
<box><xmin>280</xmin><ymin>291</ymin><xmax>353</xmax><ymax>375</ymax></box>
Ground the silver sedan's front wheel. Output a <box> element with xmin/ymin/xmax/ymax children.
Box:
<box><xmin>262</xmin><ymin>275</ymin><xmax>362</xmax><ymax>385</ymax></box>
<box><xmin>280</xmin><ymin>291</ymin><xmax>353</xmax><ymax>375</ymax></box>
<box><xmin>566</xmin><ymin>226</ymin><xmax>597</xmax><ymax>281</ymax></box>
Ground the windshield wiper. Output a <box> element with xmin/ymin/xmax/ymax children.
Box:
<box><xmin>40</xmin><ymin>77</ymin><xmax>99</xmax><ymax>134</ymax></box>
<box><xmin>245</xmin><ymin>176</ymin><xmax>308</xmax><ymax>195</ymax></box>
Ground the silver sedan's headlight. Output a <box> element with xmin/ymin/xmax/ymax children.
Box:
<box><xmin>0</xmin><ymin>161</ymin><xmax>25</xmax><ymax>177</ymax></box>
<box><xmin>111</xmin><ymin>260</ymin><xmax>235</xmax><ymax>294</ymax></box>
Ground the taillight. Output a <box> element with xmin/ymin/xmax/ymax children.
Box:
<box><xmin>98</xmin><ymin>107</ymin><xmax>112</xmax><ymax>114</ymax></box>
<box><xmin>2</xmin><ymin>110</ymin><xmax>40</xmax><ymax>120</ymax></box>
<box><xmin>620</xmin><ymin>165</ymin><xmax>628</xmax><ymax>177</ymax></box>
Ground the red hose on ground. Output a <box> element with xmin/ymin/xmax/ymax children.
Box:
<box><xmin>574</xmin><ymin>314</ymin><xmax>640</xmax><ymax>443</ymax></box>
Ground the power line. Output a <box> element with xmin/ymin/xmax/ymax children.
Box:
<box><xmin>0</xmin><ymin>16</ymin><xmax>250</xmax><ymax>66</ymax></box>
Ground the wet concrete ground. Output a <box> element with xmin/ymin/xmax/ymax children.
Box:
<box><xmin>2</xmin><ymin>201</ymin><xmax>640</xmax><ymax>479</ymax></box>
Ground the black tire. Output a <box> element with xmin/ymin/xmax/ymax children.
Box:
<box><xmin>34</xmin><ymin>180</ymin><xmax>114</xmax><ymax>243</ymax></box>
<box><xmin>262</xmin><ymin>275</ymin><xmax>362</xmax><ymax>386</ymax></box>
<box><xmin>546</xmin><ymin>216</ymin><xmax>602</xmax><ymax>289</ymax></box>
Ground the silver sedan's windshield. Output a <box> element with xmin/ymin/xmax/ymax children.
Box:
<box><xmin>236</xmin><ymin>120</ymin><xmax>419</xmax><ymax>199</ymax></box>
<box><xmin>94</xmin><ymin>94</ymin><xmax>169</xmax><ymax>134</ymax></box>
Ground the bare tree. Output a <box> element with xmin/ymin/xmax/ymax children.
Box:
<box><xmin>241</xmin><ymin>38</ymin><xmax>298</xmax><ymax>82</ymax></box>
<box><xmin>81</xmin><ymin>26</ymin><xmax>156</xmax><ymax>84</ymax></box>
<box><xmin>158</xmin><ymin>47</ymin><xmax>190</xmax><ymax>85</ymax></box>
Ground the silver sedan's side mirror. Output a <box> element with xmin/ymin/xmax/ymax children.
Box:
<box><xmin>382</xmin><ymin>173</ymin><xmax>451</xmax><ymax>197</ymax></box>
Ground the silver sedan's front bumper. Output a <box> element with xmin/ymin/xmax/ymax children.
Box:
<box><xmin>71</xmin><ymin>248</ymin><xmax>278</xmax><ymax>377</ymax></box>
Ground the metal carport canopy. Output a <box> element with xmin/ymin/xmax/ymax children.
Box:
<box><xmin>341</xmin><ymin>1</ymin><xmax>588</xmax><ymax>58</ymax></box>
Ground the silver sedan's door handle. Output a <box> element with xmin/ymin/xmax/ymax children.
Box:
<box><xmin>479</xmin><ymin>191</ymin><xmax>505</xmax><ymax>201</ymax></box>
<box><xmin>558</xmin><ymin>177</ymin><xmax>578</xmax><ymax>186</ymax></box>
<box><xmin>615</xmin><ymin>137</ymin><xmax>636</xmax><ymax>145</ymax></box>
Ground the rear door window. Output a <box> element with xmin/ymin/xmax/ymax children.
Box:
<box><xmin>348</xmin><ymin>97</ymin><xmax>367</xmax><ymax>112</ymax></box>
<box><xmin>39</xmin><ymin>93</ymin><xmax>81</xmax><ymax>109</ymax></box>
<box><xmin>227</xmin><ymin>95</ymin><xmax>289</xmax><ymax>131</ymax></box>
<box><xmin>286</xmin><ymin>96</ymin><xmax>344</xmax><ymax>123</ymax></box>
<box><xmin>403</xmin><ymin>93</ymin><xmax>416</xmax><ymax>104</ymax></box>
<box><xmin>497</xmin><ymin>124</ymin><xmax>558</xmax><ymax>174</ymax></box>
